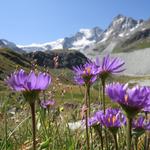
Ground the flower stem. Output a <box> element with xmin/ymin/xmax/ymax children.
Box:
<box><xmin>87</xmin><ymin>85</ymin><xmax>93</xmax><ymax>148</ymax></box>
<box><xmin>113</xmin><ymin>133</ymin><xmax>118</xmax><ymax>150</ymax></box>
<box><xmin>133</xmin><ymin>136</ymin><xmax>138</xmax><ymax>150</ymax></box>
<box><xmin>30</xmin><ymin>102</ymin><xmax>36</xmax><ymax>150</ymax></box>
<box><xmin>101</xmin><ymin>78</ymin><xmax>109</xmax><ymax>150</ymax></box>
<box><xmin>4</xmin><ymin>104</ymin><xmax>7</xmax><ymax>150</ymax></box>
<box><xmin>144</xmin><ymin>112</ymin><xmax>149</xmax><ymax>150</ymax></box>
<box><xmin>85</xmin><ymin>86</ymin><xmax>90</xmax><ymax>150</ymax></box>
<box><xmin>101</xmin><ymin>78</ymin><xmax>106</xmax><ymax>114</ymax></box>
<box><xmin>87</xmin><ymin>85</ymin><xmax>91</xmax><ymax>117</ymax></box>
<box><xmin>126</xmin><ymin>117</ymin><xmax>132</xmax><ymax>150</ymax></box>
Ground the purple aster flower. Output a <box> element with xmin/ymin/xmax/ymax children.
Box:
<box><xmin>88</xmin><ymin>110</ymin><xmax>103</xmax><ymax>127</ymax></box>
<box><xmin>5</xmin><ymin>69</ymin><xmax>51</xmax><ymax>92</ymax></box>
<box><xmin>73</xmin><ymin>61</ymin><xmax>98</xmax><ymax>86</ymax></box>
<box><xmin>5</xmin><ymin>69</ymin><xmax>51</xmax><ymax>149</ymax></box>
<box><xmin>101</xmin><ymin>108</ymin><xmax>125</xmax><ymax>129</ymax></box>
<box><xmin>132</xmin><ymin>116</ymin><xmax>150</xmax><ymax>131</ymax></box>
<box><xmin>106</xmin><ymin>83</ymin><xmax>150</xmax><ymax>117</ymax></box>
<box><xmin>88</xmin><ymin>116</ymin><xmax>99</xmax><ymax>127</ymax></box>
<box><xmin>41</xmin><ymin>100</ymin><xmax>55</xmax><ymax>109</ymax></box>
<box><xmin>96</xmin><ymin>55</ymin><xmax>125</xmax><ymax>79</ymax></box>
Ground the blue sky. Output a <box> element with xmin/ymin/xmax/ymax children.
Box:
<box><xmin>0</xmin><ymin>0</ymin><xmax>150</xmax><ymax>45</ymax></box>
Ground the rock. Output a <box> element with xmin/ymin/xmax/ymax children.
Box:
<box><xmin>26</xmin><ymin>49</ymin><xmax>88</xmax><ymax>69</ymax></box>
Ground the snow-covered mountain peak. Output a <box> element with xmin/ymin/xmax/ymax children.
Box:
<box><xmin>79</xmin><ymin>28</ymin><xmax>94</xmax><ymax>38</ymax></box>
<box><xmin>98</xmin><ymin>15</ymin><xmax>144</xmax><ymax>43</ymax></box>
<box><xmin>78</xmin><ymin>27</ymin><xmax>103</xmax><ymax>39</ymax></box>
<box><xmin>18</xmin><ymin>38</ymin><xmax>64</xmax><ymax>52</ymax></box>
<box><xmin>112</xmin><ymin>15</ymin><xmax>144</xmax><ymax>31</ymax></box>
<box><xmin>112</xmin><ymin>14</ymin><xmax>126</xmax><ymax>25</ymax></box>
<box><xmin>18</xmin><ymin>27</ymin><xmax>103</xmax><ymax>52</ymax></box>
<box><xmin>16</xmin><ymin>14</ymin><xmax>149</xmax><ymax>54</ymax></box>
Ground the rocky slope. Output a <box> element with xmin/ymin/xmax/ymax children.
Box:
<box><xmin>0</xmin><ymin>39</ymin><xmax>25</xmax><ymax>53</ymax></box>
<box><xmin>26</xmin><ymin>50</ymin><xmax>88</xmax><ymax>69</ymax></box>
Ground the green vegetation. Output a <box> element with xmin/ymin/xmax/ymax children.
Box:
<box><xmin>0</xmin><ymin>70</ymin><xmax>148</xmax><ymax>149</ymax></box>
<box><xmin>0</xmin><ymin>48</ymin><xmax>30</xmax><ymax>90</ymax></box>
<box><xmin>0</xmin><ymin>49</ymin><xmax>149</xmax><ymax>150</ymax></box>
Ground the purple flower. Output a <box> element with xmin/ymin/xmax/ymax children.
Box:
<box><xmin>132</xmin><ymin>116</ymin><xmax>150</xmax><ymax>131</ymax></box>
<box><xmin>88</xmin><ymin>110</ymin><xmax>103</xmax><ymax>127</ymax></box>
<box><xmin>96</xmin><ymin>55</ymin><xmax>125</xmax><ymax>79</ymax></box>
<box><xmin>73</xmin><ymin>61</ymin><xmax>98</xmax><ymax>85</ymax></box>
<box><xmin>106</xmin><ymin>83</ymin><xmax>150</xmax><ymax>117</ymax></box>
<box><xmin>41</xmin><ymin>100</ymin><xmax>55</xmax><ymax>109</ymax></box>
<box><xmin>143</xmin><ymin>103</ymin><xmax>150</xmax><ymax>113</ymax></box>
<box><xmin>5</xmin><ymin>69</ymin><xmax>51</xmax><ymax>91</ymax></box>
<box><xmin>88</xmin><ymin>116</ymin><xmax>99</xmax><ymax>127</ymax></box>
<box><xmin>101</xmin><ymin>108</ymin><xmax>125</xmax><ymax>128</ymax></box>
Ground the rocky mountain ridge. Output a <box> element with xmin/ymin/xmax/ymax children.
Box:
<box><xmin>17</xmin><ymin>14</ymin><xmax>150</xmax><ymax>55</ymax></box>
<box><xmin>0</xmin><ymin>39</ymin><xmax>25</xmax><ymax>53</ymax></box>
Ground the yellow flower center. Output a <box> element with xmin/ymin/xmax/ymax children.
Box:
<box><xmin>112</xmin><ymin>116</ymin><xmax>116</xmax><ymax>124</ymax></box>
<box><xmin>85</xmin><ymin>67</ymin><xmax>91</xmax><ymax>74</ymax></box>
<box><xmin>124</xmin><ymin>94</ymin><xmax>128</xmax><ymax>103</ymax></box>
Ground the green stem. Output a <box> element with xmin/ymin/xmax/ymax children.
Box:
<box><xmin>101</xmin><ymin>79</ymin><xmax>106</xmax><ymax>114</ymax></box>
<box><xmin>127</xmin><ymin>117</ymin><xmax>132</xmax><ymax>150</ymax></box>
<box><xmin>87</xmin><ymin>85</ymin><xmax>93</xmax><ymax>149</ymax></box>
<box><xmin>133</xmin><ymin>136</ymin><xmax>138</xmax><ymax>150</ymax></box>
<box><xmin>39</xmin><ymin>108</ymin><xmax>49</xmax><ymax>138</ymax></box>
<box><xmin>101</xmin><ymin>79</ymin><xmax>109</xmax><ymax>150</ymax></box>
<box><xmin>85</xmin><ymin>86</ymin><xmax>90</xmax><ymax>150</ymax></box>
<box><xmin>113</xmin><ymin>134</ymin><xmax>118</xmax><ymax>150</ymax></box>
<box><xmin>146</xmin><ymin>132</ymin><xmax>150</xmax><ymax>150</ymax></box>
<box><xmin>87</xmin><ymin>85</ymin><xmax>91</xmax><ymax>117</ymax></box>
<box><xmin>4</xmin><ymin>105</ymin><xmax>7</xmax><ymax>150</ymax></box>
<box><xmin>30</xmin><ymin>102</ymin><xmax>36</xmax><ymax>150</ymax></box>
<box><xmin>105</xmin><ymin>129</ymin><xmax>109</xmax><ymax>150</ymax></box>
<box><xmin>55</xmin><ymin>120</ymin><xmax>62</xmax><ymax>147</ymax></box>
<box><xmin>144</xmin><ymin>112</ymin><xmax>149</xmax><ymax>150</ymax></box>
<box><xmin>48</xmin><ymin>109</ymin><xmax>51</xmax><ymax>135</ymax></box>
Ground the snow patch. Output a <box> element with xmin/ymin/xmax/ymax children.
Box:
<box><xmin>118</xmin><ymin>33</ymin><xmax>125</xmax><ymax>37</ymax></box>
<box><xmin>72</xmin><ymin>37</ymin><xmax>95</xmax><ymax>49</ymax></box>
<box><xmin>99</xmin><ymin>29</ymin><xmax>113</xmax><ymax>42</ymax></box>
<box><xmin>79</xmin><ymin>28</ymin><xmax>93</xmax><ymax>38</ymax></box>
<box><xmin>113</xmin><ymin>17</ymin><xmax>124</xmax><ymax>25</ymax></box>
<box><xmin>2</xmin><ymin>40</ymin><xmax>8</xmax><ymax>45</ymax></box>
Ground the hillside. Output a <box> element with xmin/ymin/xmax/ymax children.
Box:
<box><xmin>26</xmin><ymin>49</ymin><xmax>88</xmax><ymax>69</ymax></box>
<box><xmin>0</xmin><ymin>48</ymin><xmax>30</xmax><ymax>90</ymax></box>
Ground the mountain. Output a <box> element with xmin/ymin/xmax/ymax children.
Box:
<box><xmin>86</xmin><ymin>15</ymin><xmax>150</xmax><ymax>56</ymax></box>
<box><xmin>18</xmin><ymin>14</ymin><xmax>150</xmax><ymax>56</ymax></box>
<box><xmin>0</xmin><ymin>39</ymin><xmax>25</xmax><ymax>53</ymax></box>
<box><xmin>1</xmin><ymin>14</ymin><xmax>150</xmax><ymax>76</ymax></box>
<box><xmin>18</xmin><ymin>27</ymin><xmax>103</xmax><ymax>52</ymax></box>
